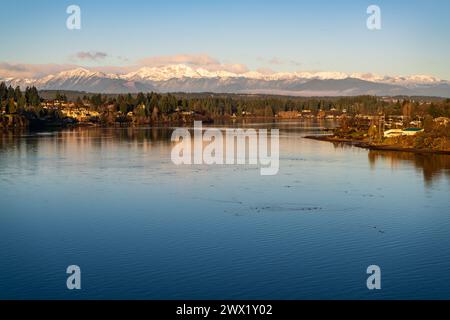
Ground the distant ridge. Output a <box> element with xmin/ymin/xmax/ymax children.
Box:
<box><xmin>2</xmin><ymin>65</ymin><xmax>450</xmax><ymax>97</ymax></box>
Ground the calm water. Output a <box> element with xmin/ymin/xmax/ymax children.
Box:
<box><xmin>0</xmin><ymin>121</ymin><xmax>449</xmax><ymax>300</ymax></box>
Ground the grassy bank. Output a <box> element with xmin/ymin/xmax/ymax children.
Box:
<box><xmin>305</xmin><ymin>121</ymin><xmax>450</xmax><ymax>155</ymax></box>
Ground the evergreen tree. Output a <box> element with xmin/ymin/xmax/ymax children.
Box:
<box><xmin>0</xmin><ymin>82</ymin><xmax>7</xmax><ymax>101</ymax></box>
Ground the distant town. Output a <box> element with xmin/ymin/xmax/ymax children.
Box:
<box><xmin>0</xmin><ymin>82</ymin><xmax>449</xmax><ymax>152</ymax></box>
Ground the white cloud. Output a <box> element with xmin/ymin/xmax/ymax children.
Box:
<box><xmin>139</xmin><ymin>54</ymin><xmax>218</xmax><ymax>67</ymax></box>
<box><xmin>75</xmin><ymin>51</ymin><xmax>108</xmax><ymax>61</ymax></box>
<box><xmin>266</xmin><ymin>57</ymin><xmax>302</xmax><ymax>67</ymax></box>
<box><xmin>139</xmin><ymin>54</ymin><xmax>249</xmax><ymax>74</ymax></box>
<box><xmin>0</xmin><ymin>63</ymin><xmax>79</xmax><ymax>78</ymax></box>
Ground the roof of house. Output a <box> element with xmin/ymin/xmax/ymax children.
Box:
<box><xmin>403</xmin><ymin>128</ymin><xmax>423</xmax><ymax>132</ymax></box>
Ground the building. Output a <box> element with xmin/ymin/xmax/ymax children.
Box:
<box><xmin>277</xmin><ymin>111</ymin><xmax>301</xmax><ymax>119</ymax></box>
<box><xmin>61</xmin><ymin>107</ymin><xmax>100</xmax><ymax>122</ymax></box>
<box><xmin>434</xmin><ymin>117</ymin><xmax>450</xmax><ymax>126</ymax></box>
<box><xmin>384</xmin><ymin>128</ymin><xmax>424</xmax><ymax>138</ymax></box>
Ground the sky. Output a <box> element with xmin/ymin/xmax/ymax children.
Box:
<box><xmin>0</xmin><ymin>0</ymin><xmax>449</xmax><ymax>79</ymax></box>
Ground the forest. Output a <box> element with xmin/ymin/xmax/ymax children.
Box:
<box><xmin>1</xmin><ymin>82</ymin><xmax>450</xmax><ymax>128</ymax></box>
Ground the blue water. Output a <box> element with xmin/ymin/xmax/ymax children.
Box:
<box><xmin>0</xmin><ymin>122</ymin><xmax>449</xmax><ymax>299</ymax></box>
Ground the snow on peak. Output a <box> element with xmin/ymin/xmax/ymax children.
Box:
<box><xmin>55</xmin><ymin>68</ymin><xmax>106</xmax><ymax>79</ymax></box>
<box><xmin>1</xmin><ymin>65</ymin><xmax>445</xmax><ymax>88</ymax></box>
<box><xmin>123</xmin><ymin>64</ymin><xmax>241</xmax><ymax>81</ymax></box>
<box><xmin>398</xmin><ymin>74</ymin><xmax>441</xmax><ymax>83</ymax></box>
<box><xmin>347</xmin><ymin>73</ymin><xmax>442</xmax><ymax>85</ymax></box>
<box><xmin>122</xmin><ymin>66</ymin><xmax>361</xmax><ymax>82</ymax></box>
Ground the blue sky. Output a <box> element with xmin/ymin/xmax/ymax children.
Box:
<box><xmin>0</xmin><ymin>0</ymin><xmax>449</xmax><ymax>79</ymax></box>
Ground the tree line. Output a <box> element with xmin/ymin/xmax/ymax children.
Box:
<box><xmin>83</xmin><ymin>92</ymin><xmax>450</xmax><ymax>118</ymax></box>
<box><xmin>2</xmin><ymin>81</ymin><xmax>450</xmax><ymax>120</ymax></box>
<box><xmin>0</xmin><ymin>82</ymin><xmax>40</xmax><ymax>113</ymax></box>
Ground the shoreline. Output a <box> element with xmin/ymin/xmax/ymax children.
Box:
<box><xmin>304</xmin><ymin>135</ymin><xmax>450</xmax><ymax>155</ymax></box>
<box><xmin>1</xmin><ymin>116</ymin><xmax>333</xmax><ymax>131</ymax></box>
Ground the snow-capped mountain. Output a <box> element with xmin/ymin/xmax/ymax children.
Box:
<box><xmin>1</xmin><ymin>65</ymin><xmax>450</xmax><ymax>97</ymax></box>
<box><xmin>122</xmin><ymin>65</ymin><xmax>446</xmax><ymax>85</ymax></box>
<box><xmin>3</xmin><ymin>68</ymin><xmax>154</xmax><ymax>94</ymax></box>
<box><xmin>123</xmin><ymin>65</ymin><xmax>239</xmax><ymax>82</ymax></box>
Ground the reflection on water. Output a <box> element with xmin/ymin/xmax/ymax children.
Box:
<box><xmin>368</xmin><ymin>151</ymin><xmax>450</xmax><ymax>186</ymax></box>
<box><xmin>1</xmin><ymin>123</ymin><xmax>450</xmax><ymax>187</ymax></box>
<box><xmin>309</xmin><ymin>139</ymin><xmax>450</xmax><ymax>186</ymax></box>
<box><xmin>1</xmin><ymin>121</ymin><xmax>450</xmax><ymax>299</ymax></box>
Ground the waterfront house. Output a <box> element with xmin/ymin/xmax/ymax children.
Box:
<box><xmin>384</xmin><ymin>129</ymin><xmax>403</xmax><ymax>138</ymax></box>
<box><xmin>384</xmin><ymin>128</ymin><xmax>424</xmax><ymax>138</ymax></box>
<box><xmin>402</xmin><ymin>128</ymin><xmax>424</xmax><ymax>136</ymax></box>
<box><xmin>62</xmin><ymin>107</ymin><xmax>100</xmax><ymax>122</ymax></box>
<box><xmin>277</xmin><ymin>111</ymin><xmax>301</xmax><ymax>119</ymax></box>
<box><xmin>434</xmin><ymin>117</ymin><xmax>450</xmax><ymax>126</ymax></box>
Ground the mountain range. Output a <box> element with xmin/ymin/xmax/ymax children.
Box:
<box><xmin>2</xmin><ymin>64</ymin><xmax>450</xmax><ymax>97</ymax></box>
